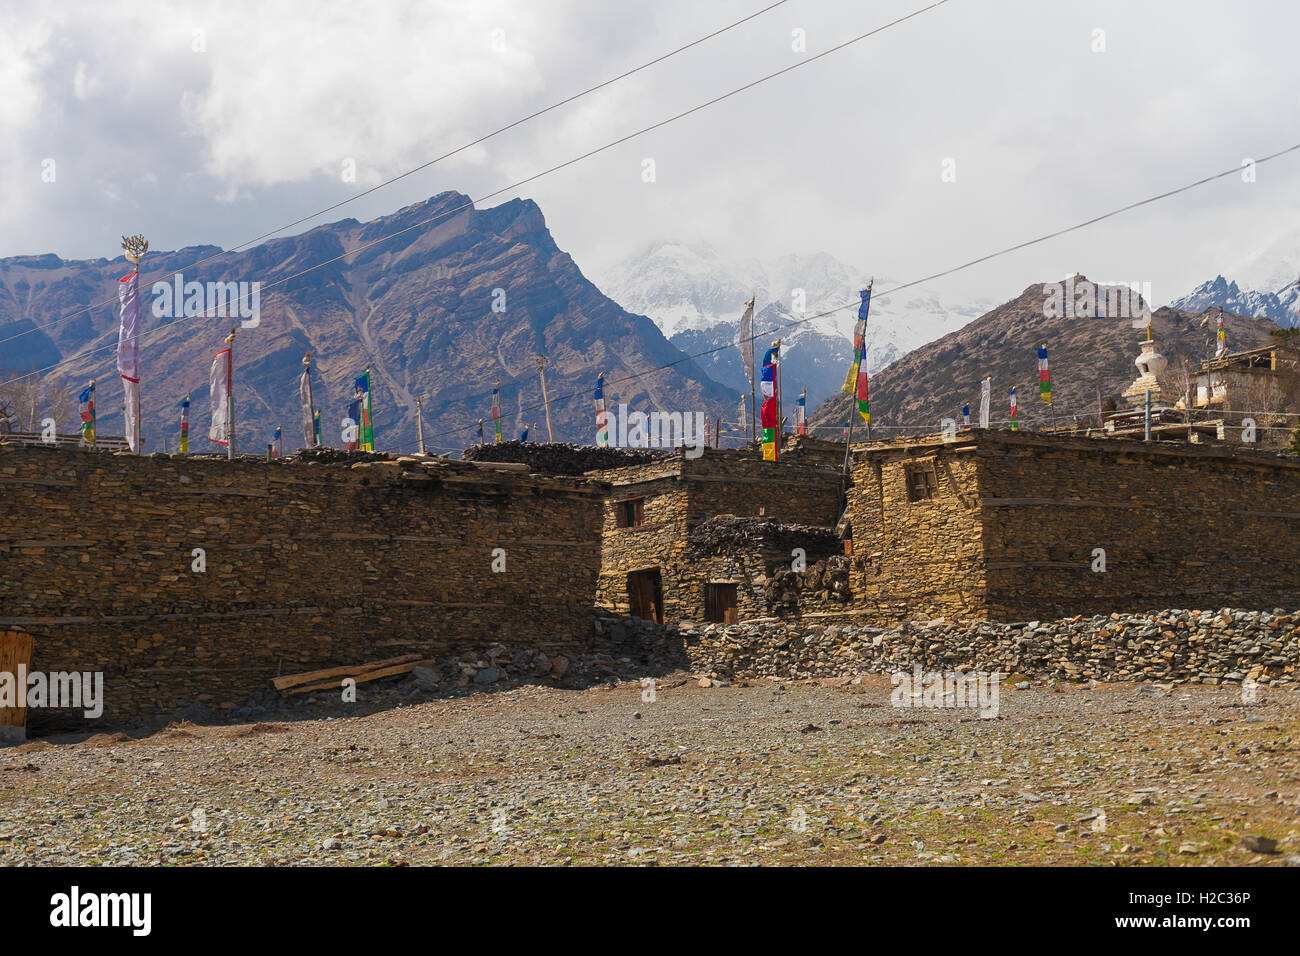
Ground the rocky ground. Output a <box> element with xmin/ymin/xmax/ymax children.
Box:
<box><xmin>1</xmin><ymin>674</ymin><xmax>1297</xmax><ymax>866</ymax></box>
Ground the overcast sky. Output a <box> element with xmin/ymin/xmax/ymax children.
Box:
<box><xmin>3</xmin><ymin>0</ymin><xmax>1299</xmax><ymax>307</ymax></box>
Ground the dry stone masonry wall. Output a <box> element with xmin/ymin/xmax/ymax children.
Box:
<box><xmin>0</xmin><ymin>444</ymin><xmax>605</xmax><ymax>726</ymax></box>
<box><xmin>666</xmin><ymin>607</ymin><xmax>1300</xmax><ymax>685</ymax></box>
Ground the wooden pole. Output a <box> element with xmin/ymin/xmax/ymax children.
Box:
<box><xmin>537</xmin><ymin>356</ymin><xmax>554</xmax><ymax>443</ymax></box>
<box><xmin>226</xmin><ymin>327</ymin><xmax>236</xmax><ymax>459</ymax></box>
<box><xmin>416</xmin><ymin>398</ymin><xmax>426</xmax><ymax>454</ymax></box>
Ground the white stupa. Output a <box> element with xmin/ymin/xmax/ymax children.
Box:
<box><xmin>1122</xmin><ymin>324</ymin><xmax>1176</xmax><ymax>408</ymax></box>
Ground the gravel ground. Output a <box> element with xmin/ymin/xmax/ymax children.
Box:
<box><xmin>1</xmin><ymin>675</ymin><xmax>1297</xmax><ymax>866</ymax></box>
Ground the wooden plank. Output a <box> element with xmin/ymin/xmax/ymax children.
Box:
<box><xmin>271</xmin><ymin>653</ymin><xmax>422</xmax><ymax>691</ymax></box>
<box><xmin>281</xmin><ymin>658</ymin><xmax>437</xmax><ymax>696</ymax></box>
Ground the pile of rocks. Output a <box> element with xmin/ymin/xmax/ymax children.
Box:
<box><xmin>686</xmin><ymin>515</ymin><xmax>840</xmax><ymax>558</ymax></box>
<box><xmin>462</xmin><ymin>440</ymin><xmax>668</xmax><ymax>475</ymax></box>
<box><xmin>671</xmin><ymin>607</ymin><xmax>1300</xmax><ymax>685</ymax></box>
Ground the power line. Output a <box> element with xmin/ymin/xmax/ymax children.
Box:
<box><xmin>0</xmin><ymin>0</ymin><xmax>792</xmax><ymax>352</ymax></box>
<box><xmin>2</xmin><ymin>0</ymin><xmax>956</xmax><ymax>395</ymax></box>
<box><xmin>1</xmin><ymin>0</ymin><xmax>953</xmax><ymax>392</ymax></box>
<box><xmin>368</xmin><ymin>139</ymin><xmax>1300</xmax><ymax>454</ymax></box>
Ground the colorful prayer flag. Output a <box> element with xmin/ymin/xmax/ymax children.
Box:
<box><xmin>595</xmin><ymin>373</ymin><xmax>608</xmax><ymax>447</ymax></box>
<box><xmin>852</xmin><ymin>285</ymin><xmax>873</xmax><ymax>423</ymax></box>
<box><xmin>179</xmin><ymin>393</ymin><xmax>190</xmax><ymax>453</ymax></box>
<box><xmin>353</xmin><ymin>370</ymin><xmax>374</xmax><ymax>451</ymax></box>
<box><xmin>1215</xmin><ymin>308</ymin><xmax>1227</xmax><ymax>358</ymax></box>
<box><xmin>1009</xmin><ymin>387</ymin><xmax>1019</xmax><ymax>431</ymax></box>
<box><xmin>1038</xmin><ymin>345</ymin><xmax>1052</xmax><ymax>403</ymax></box>
<box><xmin>760</xmin><ymin>344</ymin><xmax>779</xmax><ymax>461</ymax></box>
<box><xmin>491</xmin><ymin>381</ymin><xmax>502</xmax><ymax>443</ymax></box>
<box><xmin>78</xmin><ymin>382</ymin><xmax>96</xmax><ymax>445</ymax></box>
<box><xmin>273</xmin><ymin>424</ymin><xmax>282</xmax><ymax>459</ymax></box>
<box><xmin>796</xmin><ymin>388</ymin><xmax>806</xmax><ymax>435</ymax></box>
<box><xmin>962</xmin><ymin>403</ymin><xmax>971</xmax><ymax>430</ymax></box>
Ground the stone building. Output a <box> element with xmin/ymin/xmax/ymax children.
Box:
<box><xmin>587</xmin><ymin>449</ymin><xmax>844</xmax><ymax>624</ymax></box>
<box><xmin>1186</xmin><ymin>343</ymin><xmax>1300</xmax><ymax>447</ymax></box>
<box><xmin>845</xmin><ymin>430</ymin><xmax>1300</xmax><ymax>622</ymax></box>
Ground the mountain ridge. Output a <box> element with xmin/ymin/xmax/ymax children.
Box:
<box><xmin>810</xmin><ymin>277</ymin><xmax>1284</xmax><ymax>436</ymax></box>
<box><xmin>0</xmin><ymin>192</ymin><xmax>739</xmax><ymax>453</ymax></box>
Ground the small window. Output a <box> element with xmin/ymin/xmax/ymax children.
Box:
<box><xmin>618</xmin><ymin>498</ymin><xmax>646</xmax><ymax>528</ymax></box>
<box><xmin>905</xmin><ymin>464</ymin><xmax>938</xmax><ymax>502</ymax></box>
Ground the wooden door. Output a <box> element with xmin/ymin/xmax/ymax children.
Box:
<box><xmin>0</xmin><ymin>630</ymin><xmax>34</xmax><ymax>743</ymax></box>
<box><xmin>628</xmin><ymin>570</ymin><xmax>664</xmax><ymax>624</ymax></box>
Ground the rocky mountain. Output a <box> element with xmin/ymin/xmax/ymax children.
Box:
<box><xmin>809</xmin><ymin>276</ymin><xmax>1284</xmax><ymax>436</ymax></box>
<box><xmin>1171</xmin><ymin>275</ymin><xmax>1297</xmax><ymax>327</ymax></box>
<box><xmin>596</xmin><ymin>241</ymin><xmax>992</xmax><ymax>414</ymax></box>
<box><xmin>0</xmin><ymin>192</ymin><xmax>738</xmax><ymax>453</ymax></box>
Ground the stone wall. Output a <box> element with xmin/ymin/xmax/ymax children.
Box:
<box><xmin>0</xmin><ymin>444</ymin><xmax>606</xmax><ymax>727</ymax></box>
<box><xmin>626</xmin><ymin>608</ymin><xmax>1300</xmax><ymax>686</ymax></box>
<box><xmin>974</xmin><ymin>432</ymin><xmax>1300</xmax><ymax>618</ymax></box>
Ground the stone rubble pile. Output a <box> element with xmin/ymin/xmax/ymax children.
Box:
<box><xmin>645</xmin><ymin>607</ymin><xmax>1299</xmax><ymax>685</ymax></box>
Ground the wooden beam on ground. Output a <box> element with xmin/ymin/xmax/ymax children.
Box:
<box><xmin>281</xmin><ymin>658</ymin><xmax>439</xmax><ymax>697</ymax></box>
<box><xmin>271</xmin><ymin>654</ymin><xmax>423</xmax><ymax>693</ymax></box>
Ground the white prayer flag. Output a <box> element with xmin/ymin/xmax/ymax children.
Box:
<box><xmin>979</xmin><ymin>376</ymin><xmax>991</xmax><ymax>429</ymax></box>
<box><xmin>210</xmin><ymin>347</ymin><xmax>231</xmax><ymax>446</ymax></box>
<box><xmin>116</xmin><ymin>270</ymin><xmax>140</xmax><ymax>379</ymax></box>
<box><xmin>299</xmin><ymin>365</ymin><xmax>317</xmax><ymax>447</ymax></box>
<box><xmin>122</xmin><ymin>376</ymin><xmax>140</xmax><ymax>453</ymax></box>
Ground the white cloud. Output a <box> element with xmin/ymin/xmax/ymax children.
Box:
<box><xmin>2</xmin><ymin>0</ymin><xmax>1299</xmax><ymax>309</ymax></box>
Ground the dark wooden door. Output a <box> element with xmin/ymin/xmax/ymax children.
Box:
<box><xmin>628</xmin><ymin>570</ymin><xmax>664</xmax><ymax>624</ymax></box>
<box><xmin>705</xmin><ymin>584</ymin><xmax>739</xmax><ymax>624</ymax></box>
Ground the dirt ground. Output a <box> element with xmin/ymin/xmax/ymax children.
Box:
<box><xmin>1</xmin><ymin>675</ymin><xmax>1296</xmax><ymax>866</ymax></box>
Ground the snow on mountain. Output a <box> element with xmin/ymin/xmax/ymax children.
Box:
<box><xmin>1170</xmin><ymin>275</ymin><xmax>1295</xmax><ymax>327</ymax></box>
<box><xmin>1181</xmin><ymin>229</ymin><xmax>1300</xmax><ymax>326</ymax></box>
<box><xmin>595</xmin><ymin>240</ymin><xmax>991</xmax><ymax>408</ymax></box>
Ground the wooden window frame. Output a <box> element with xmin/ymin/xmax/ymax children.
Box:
<box><xmin>905</xmin><ymin>463</ymin><xmax>939</xmax><ymax>502</ymax></box>
<box><xmin>617</xmin><ymin>497</ymin><xmax>646</xmax><ymax>528</ymax></box>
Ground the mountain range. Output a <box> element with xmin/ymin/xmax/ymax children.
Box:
<box><xmin>0</xmin><ymin>193</ymin><xmax>738</xmax><ymax>453</ymax></box>
<box><xmin>809</xmin><ymin>277</ymin><xmax>1284</xmax><ymax>435</ymax></box>
<box><xmin>596</xmin><ymin>241</ymin><xmax>993</xmax><ymax>416</ymax></box>
<box><xmin>1171</xmin><ymin>275</ymin><xmax>1299</xmax><ymax>327</ymax></box>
